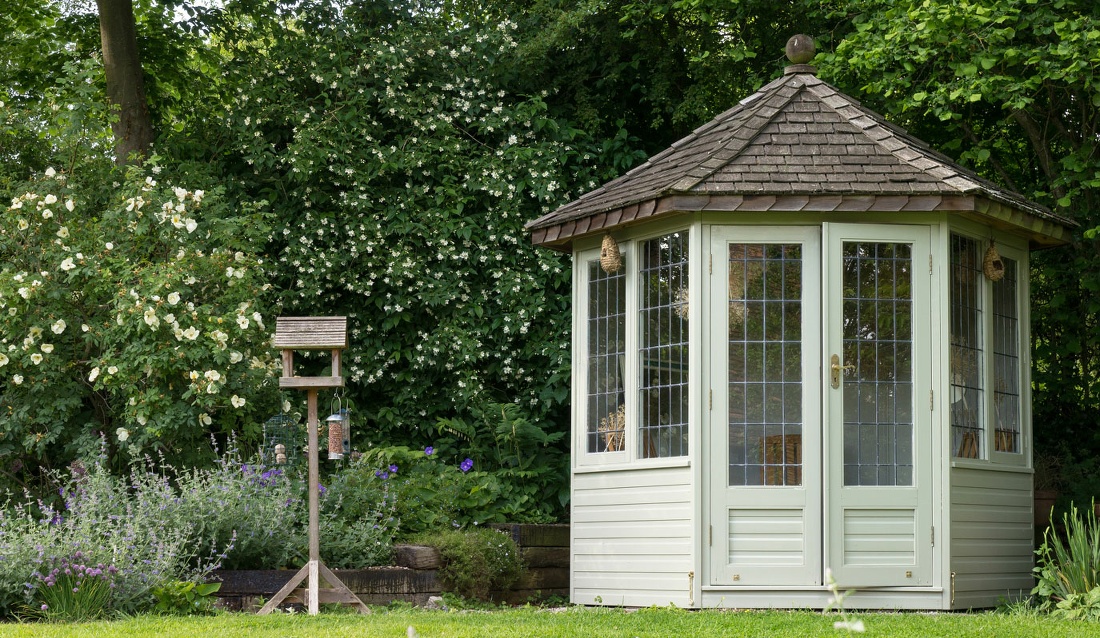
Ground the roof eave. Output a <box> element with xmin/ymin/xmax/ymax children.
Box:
<box><xmin>529</xmin><ymin>192</ymin><xmax>1075</xmax><ymax>252</ymax></box>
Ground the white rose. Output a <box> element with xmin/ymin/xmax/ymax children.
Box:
<box><xmin>107</xmin><ymin>365</ymin><xmax>118</xmax><ymax>375</ymax></box>
<box><xmin>30</xmin><ymin>353</ymin><xmax>43</xmax><ymax>365</ymax></box>
<box><xmin>182</xmin><ymin>326</ymin><xmax>199</xmax><ymax>340</ymax></box>
<box><xmin>44</xmin><ymin>194</ymin><xmax>57</xmax><ymax>204</ymax></box>
<box><xmin>88</xmin><ymin>367</ymin><xmax>100</xmax><ymax>382</ymax></box>
<box><xmin>60</xmin><ymin>257</ymin><xmax>75</xmax><ymax>271</ymax></box>
<box><xmin>185</xmin><ymin>219</ymin><xmax>197</xmax><ymax>233</ymax></box>
<box><xmin>229</xmin><ymin>351</ymin><xmax>243</xmax><ymax>364</ymax></box>
<box><xmin>44</xmin><ymin>167</ymin><xmax>56</xmax><ymax>177</ymax></box>
<box><xmin>143</xmin><ymin>308</ymin><xmax>159</xmax><ymax>328</ymax></box>
<box><xmin>0</xmin><ymin>353</ymin><xmax>8</xmax><ymax>367</ymax></box>
<box><xmin>40</xmin><ymin>344</ymin><xmax>53</xmax><ymax>354</ymax></box>
<box><xmin>231</xmin><ymin>395</ymin><xmax>246</xmax><ymax>408</ymax></box>
<box><xmin>52</xmin><ymin>320</ymin><xmax>66</xmax><ymax>334</ymax></box>
<box><xmin>116</xmin><ymin>427</ymin><xmax>129</xmax><ymax>442</ymax></box>
<box><xmin>12</xmin><ymin>374</ymin><xmax>23</xmax><ymax>385</ymax></box>
<box><xmin>167</xmin><ymin>292</ymin><xmax>180</xmax><ymax>305</ymax></box>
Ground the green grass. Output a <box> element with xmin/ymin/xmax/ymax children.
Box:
<box><xmin>2</xmin><ymin>606</ymin><xmax>1100</xmax><ymax>637</ymax></box>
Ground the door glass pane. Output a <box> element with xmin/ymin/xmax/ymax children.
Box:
<box><xmin>728</xmin><ymin>244</ymin><xmax>803</xmax><ymax>486</ymax></box>
<box><xmin>841</xmin><ymin>242</ymin><xmax>913</xmax><ymax>486</ymax></box>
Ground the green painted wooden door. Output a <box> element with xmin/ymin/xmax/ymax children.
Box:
<box><xmin>709</xmin><ymin>227</ymin><xmax>822</xmax><ymax>586</ymax></box>
<box><xmin>824</xmin><ymin>223</ymin><xmax>933</xmax><ymax>587</ymax></box>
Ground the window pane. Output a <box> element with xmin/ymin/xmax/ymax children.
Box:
<box><xmin>950</xmin><ymin>235</ymin><xmax>984</xmax><ymax>459</ymax></box>
<box><xmin>993</xmin><ymin>257</ymin><xmax>1020</xmax><ymax>453</ymax></box>
<box><xmin>639</xmin><ymin>232</ymin><xmax>689</xmax><ymax>458</ymax></box>
<box><xmin>586</xmin><ymin>259</ymin><xmax>626</xmax><ymax>453</ymax></box>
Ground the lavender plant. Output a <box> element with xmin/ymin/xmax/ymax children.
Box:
<box><xmin>0</xmin><ymin>442</ymin><xmax>321</xmax><ymax>618</ymax></box>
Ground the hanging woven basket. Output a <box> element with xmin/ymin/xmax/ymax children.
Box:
<box><xmin>983</xmin><ymin>241</ymin><xmax>1005</xmax><ymax>282</ymax></box>
<box><xmin>600</xmin><ymin>234</ymin><xmax>623</xmax><ymax>274</ymax></box>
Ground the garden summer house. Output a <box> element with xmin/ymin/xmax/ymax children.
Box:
<box><xmin>526</xmin><ymin>36</ymin><xmax>1075</xmax><ymax>610</ymax></box>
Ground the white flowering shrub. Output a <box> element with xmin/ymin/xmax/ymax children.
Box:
<box><xmin>0</xmin><ymin>163</ymin><xmax>280</xmax><ymax>465</ymax></box>
<box><xmin>218</xmin><ymin>8</ymin><xmax>619</xmax><ymax>454</ymax></box>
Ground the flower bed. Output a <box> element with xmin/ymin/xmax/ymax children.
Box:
<box><xmin>214</xmin><ymin>524</ymin><xmax>569</xmax><ymax>609</ymax></box>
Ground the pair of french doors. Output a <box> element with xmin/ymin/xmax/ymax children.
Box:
<box><xmin>708</xmin><ymin>224</ymin><xmax>933</xmax><ymax>588</ymax></box>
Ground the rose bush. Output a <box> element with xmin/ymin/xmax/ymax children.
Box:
<box><xmin>0</xmin><ymin>162</ymin><xmax>281</xmax><ymax>470</ymax></box>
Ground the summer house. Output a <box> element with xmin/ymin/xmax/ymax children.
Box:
<box><xmin>526</xmin><ymin>36</ymin><xmax>1075</xmax><ymax>609</ymax></box>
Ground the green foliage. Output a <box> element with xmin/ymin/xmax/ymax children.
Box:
<box><xmin>0</xmin><ymin>161</ymin><xmax>280</xmax><ymax>473</ymax></box>
<box><xmin>339</xmin><ymin>400</ymin><xmax>567</xmax><ymax>539</ymax></box>
<box><xmin>412</xmin><ymin>527</ymin><xmax>524</xmax><ymax>601</ymax></box>
<box><xmin>151</xmin><ymin>580</ymin><xmax>221</xmax><ymax>616</ymax></box>
<box><xmin>494</xmin><ymin>0</ymin><xmax>847</xmax><ymax>153</ymax></box>
<box><xmin>435</xmin><ymin>401</ymin><xmax>568</xmax><ymax>523</ymax></box>
<box><xmin>1033</xmin><ymin>501</ymin><xmax>1100</xmax><ymax>616</ymax></box>
<box><xmin>194</xmin><ymin>6</ymin><xmax>607</xmax><ymax>494</ymax></box>
<box><xmin>314</xmin><ymin>470</ymin><xmax>400</xmax><ymax>569</ymax></box>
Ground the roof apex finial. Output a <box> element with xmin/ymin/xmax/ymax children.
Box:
<box><xmin>784</xmin><ymin>34</ymin><xmax>817</xmax><ymax>75</ymax></box>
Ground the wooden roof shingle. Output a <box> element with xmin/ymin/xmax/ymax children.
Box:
<box><xmin>527</xmin><ymin>66</ymin><xmax>1075</xmax><ymax>250</ymax></box>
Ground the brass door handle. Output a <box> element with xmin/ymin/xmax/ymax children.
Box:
<box><xmin>830</xmin><ymin>354</ymin><xmax>855</xmax><ymax>389</ymax></box>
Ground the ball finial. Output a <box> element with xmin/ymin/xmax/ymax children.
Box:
<box><xmin>785</xmin><ymin>34</ymin><xmax>816</xmax><ymax>64</ymax></box>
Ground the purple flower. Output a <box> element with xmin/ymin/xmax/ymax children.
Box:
<box><xmin>375</xmin><ymin>470</ymin><xmax>389</xmax><ymax>480</ymax></box>
<box><xmin>424</xmin><ymin>446</ymin><xmax>434</xmax><ymax>456</ymax></box>
<box><xmin>317</xmin><ymin>483</ymin><xmax>327</xmax><ymax>495</ymax></box>
<box><xmin>388</xmin><ymin>464</ymin><xmax>398</xmax><ymax>474</ymax></box>
<box><xmin>460</xmin><ymin>458</ymin><xmax>473</xmax><ymax>473</ymax></box>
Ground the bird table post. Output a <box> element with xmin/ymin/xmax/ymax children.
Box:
<box><xmin>257</xmin><ymin>316</ymin><xmax>369</xmax><ymax>616</ymax></box>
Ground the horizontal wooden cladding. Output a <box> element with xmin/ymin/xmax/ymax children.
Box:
<box><xmin>530</xmin><ymin>193</ymin><xmax>1071</xmax><ymax>250</ymax></box>
<box><xmin>949</xmin><ymin>466</ymin><xmax>1034</xmax><ymax>608</ymax></box>
<box><xmin>572</xmin><ymin>465</ymin><xmax>693</xmax><ymax>603</ymax></box>
<box><xmin>574</xmin><ymin>589</ymin><xmax>692</xmax><ymax>608</ymax></box>
<box><xmin>273</xmin><ymin>316</ymin><xmax>348</xmax><ymax>349</ymax></box>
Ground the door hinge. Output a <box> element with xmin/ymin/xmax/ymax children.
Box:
<box><xmin>930</xmin><ymin>390</ymin><xmax>934</xmax><ymax>411</ymax></box>
<box><xmin>709</xmin><ymin>389</ymin><xmax>713</xmax><ymax>410</ymax></box>
<box><xmin>709</xmin><ymin>253</ymin><xmax>713</xmax><ymax>275</ymax></box>
<box><xmin>709</xmin><ymin>525</ymin><xmax>713</xmax><ymax>546</ymax></box>
<box><xmin>929</xmin><ymin>253</ymin><xmax>933</xmax><ymax>275</ymax></box>
<box><xmin>931</xmin><ymin>525</ymin><xmax>935</xmax><ymax>547</ymax></box>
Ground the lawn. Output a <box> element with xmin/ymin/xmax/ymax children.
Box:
<box><xmin>2</xmin><ymin>606</ymin><xmax>1098</xmax><ymax>637</ymax></box>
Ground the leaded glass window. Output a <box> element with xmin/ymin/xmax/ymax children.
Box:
<box><xmin>992</xmin><ymin>257</ymin><xmax>1021</xmax><ymax>454</ymax></box>
<box><xmin>950</xmin><ymin>234</ymin><xmax>984</xmax><ymax>459</ymax></box>
<box><xmin>586</xmin><ymin>259</ymin><xmax>626</xmax><ymax>453</ymax></box>
<box><xmin>639</xmin><ymin>232</ymin><xmax>689</xmax><ymax>458</ymax></box>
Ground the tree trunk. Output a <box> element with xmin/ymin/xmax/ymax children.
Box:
<box><xmin>95</xmin><ymin>0</ymin><xmax>154</xmax><ymax>164</ymax></box>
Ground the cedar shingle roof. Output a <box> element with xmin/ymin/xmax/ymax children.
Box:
<box><xmin>527</xmin><ymin>65</ymin><xmax>1075</xmax><ymax>250</ymax></box>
